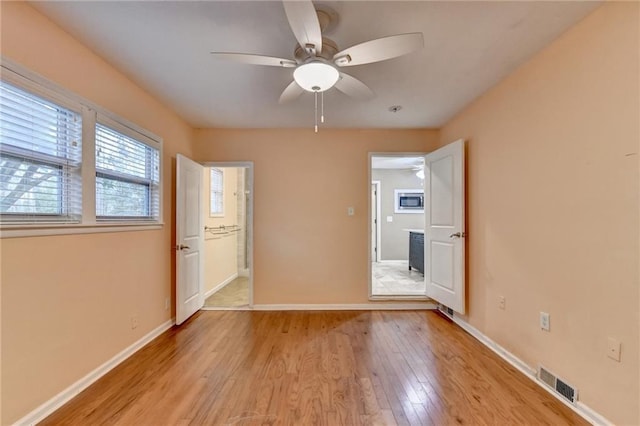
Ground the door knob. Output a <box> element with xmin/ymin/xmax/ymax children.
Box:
<box><xmin>176</xmin><ymin>244</ymin><xmax>191</xmax><ymax>251</ymax></box>
<box><xmin>449</xmin><ymin>232</ymin><xmax>466</xmax><ymax>238</ymax></box>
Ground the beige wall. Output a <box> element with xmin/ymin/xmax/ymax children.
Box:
<box><xmin>194</xmin><ymin>129</ymin><xmax>439</xmax><ymax>304</ymax></box>
<box><xmin>202</xmin><ymin>167</ymin><xmax>239</xmax><ymax>293</ymax></box>
<box><xmin>439</xmin><ymin>3</ymin><xmax>639</xmax><ymax>424</ymax></box>
<box><xmin>0</xmin><ymin>3</ymin><xmax>195</xmax><ymax>423</ymax></box>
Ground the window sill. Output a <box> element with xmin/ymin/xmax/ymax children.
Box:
<box><xmin>0</xmin><ymin>222</ymin><xmax>164</xmax><ymax>239</ymax></box>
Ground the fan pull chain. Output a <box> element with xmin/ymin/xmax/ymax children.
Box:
<box><xmin>314</xmin><ymin>90</ymin><xmax>318</xmax><ymax>133</ymax></box>
<box><xmin>321</xmin><ymin>91</ymin><xmax>325</xmax><ymax>123</ymax></box>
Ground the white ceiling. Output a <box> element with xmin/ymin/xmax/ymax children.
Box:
<box><xmin>372</xmin><ymin>156</ymin><xmax>423</xmax><ymax>170</ymax></box>
<box><xmin>31</xmin><ymin>1</ymin><xmax>600</xmax><ymax>129</ymax></box>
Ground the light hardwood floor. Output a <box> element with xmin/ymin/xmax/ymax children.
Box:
<box><xmin>41</xmin><ymin>311</ymin><xmax>587</xmax><ymax>425</ymax></box>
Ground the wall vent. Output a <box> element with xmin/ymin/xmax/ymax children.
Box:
<box><xmin>437</xmin><ymin>304</ymin><xmax>454</xmax><ymax>318</ymax></box>
<box><xmin>538</xmin><ymin>365</ymin><xmax>578</xmax><ymax>404</ymax></box>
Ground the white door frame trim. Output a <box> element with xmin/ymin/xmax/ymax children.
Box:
<box><xmin>371</xmin><ymin>180</ymin><xmax>382</xmax><ymax>262</ymax></box>
<box><xmin>201</xmin><ymin>161</ymin><xmax>254</xmax><ymax>309</ymax></box>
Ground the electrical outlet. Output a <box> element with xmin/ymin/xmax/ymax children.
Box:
<box><xmin>165</xmin><ymin>298</ymin><xmax>170</xmax><ymax>310</ymax></box>
<box><xmin>131</xmin><ymin>315</ymin><xmax>139</xmax><ymax>330</ymax></box>
<box><xmin>607</xmin><ymin>338</ymin><xmax>621</xmax><ymax>362</ymax></box>
<box><xmin>498</xmin><ymin>296</ymin><xmax>506</xmax><ymax>310</ymax></box>
<box><xmin>540</xmin><ymin>312</ymin><xmax>550</xmax><ymax>331</ymax></box>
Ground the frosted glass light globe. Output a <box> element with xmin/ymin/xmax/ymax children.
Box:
<box><xmin>293</xmin><ymin>62</ymin><xmax>339</xmax><ymax>92</ymax></box>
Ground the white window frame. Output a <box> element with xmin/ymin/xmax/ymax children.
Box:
<box><xmin>209</xmin><ymin>167</ymin><xmax>224</xmax><ymax>217</ymax></box>
<box><xmin>0</xmin><ymin>58</ymin><xmax>163</xmax><ymax>238</ymax></box>
<box><xmin>95</xmin><ymin>115</ymin><xmax>161</xmax><ymax>222</ymax></box>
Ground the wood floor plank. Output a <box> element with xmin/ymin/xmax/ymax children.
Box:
<box><xmin>40</xmin><ymin>311</ymin><xmax>589</xmax><ymax>426</ymax></box>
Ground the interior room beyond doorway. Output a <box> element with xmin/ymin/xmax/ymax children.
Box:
<box><xmin>201</xmin><ymin>165</ymin><xmax>252</xmax><ymax>309</ymax></box>
<box><xmin>370</xmin><ymin>154</ymin><xmax>427</xmax><ymax>297</ymax></box>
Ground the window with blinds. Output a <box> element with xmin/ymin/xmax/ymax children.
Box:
<box><xmin>210</xmin><ymin>168</ymin><xmax>224</xmax><ymax>216</ymax></box>
<box><xmin>95</xmin><ymin>123</ymin><xmax>160</xmax><ymax>220</ymax></box>
<box><xmin>0</xmin><ymin>80</ymin><xmax>82</xmax><ymax>223</ymax></box>
<box><xmin>1</xmin><ymin>63</ymin><xmax>163</xmax><ymax>235</ymax></box>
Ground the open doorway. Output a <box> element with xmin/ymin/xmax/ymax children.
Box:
<box><xmin>370</xmin><ymin>154</ymin><xmax>427</xmax><ymax>298</ymax></box>
<box><xmin>200</xmin><ymin>163</ymin><xmax>253</xmax><ymax>309</ymax></box>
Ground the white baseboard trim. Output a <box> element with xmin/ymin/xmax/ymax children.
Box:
<box><xmin>451</xmin><ymin>315</ymin><xmax>536</xmax><ymax>377</ymax></box>
<box><xmin>252</xmin><ymin>303</ymin><xmax>437</xmax><ymax>311</ymax></box>
<box><xmin>450</xmin><ymin>315</ymin><xmax>611</xmax><ymax>426</ymax></box>
<box><xmin>200</xmin><ymin>306</ymin><xmax>252</xmax><ymax>311</ymax></box>
<box><xmin>204</xmin><ymin>272</ymin><xmax>238</xmax><ymax>299</ymax></box>
<box><xmin>575</xmin><ymin>402</ymin><xmax>614</xmax><ymax>426</ymax></box>
<box><xmin>13</xmin><ymin>318</ymin><xmax>175</xmax><ymax>426</ymax></box>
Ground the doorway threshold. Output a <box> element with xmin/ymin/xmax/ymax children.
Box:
<box><xmin>200</xmin><ymin>306</ymin><xmax>253</xmax><ymax>311</ymax></box>
<box><xmin>369</xmin><ymin>296</ymin><xmax>433</xmax><ymax>302</ymax></box>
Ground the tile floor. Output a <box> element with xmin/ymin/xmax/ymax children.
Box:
<box><xmin>372</xmin><ymin>260</ymin><xmax>426</xmax><ymax>296</ymax></box>
<box><xmin>203</xmin><ymin>276</ymin><xmax>249</xmax><ymax>308</ymax></box>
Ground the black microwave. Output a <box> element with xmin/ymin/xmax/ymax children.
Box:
<box><xmin>395</xmin><ymin>190</ymin><xmax>424</xmax><ymax>213</ymax></box>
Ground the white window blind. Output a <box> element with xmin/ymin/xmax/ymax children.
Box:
<box><xmin>1</xmin><ymin>61</ymin><xmax>164</xmax><ymax>236</ymax></box>
<box><xmin>210</xmin><ymin>168</ymin><xmax>223</xmax><ymax>216</ymax></box>
<box><xmin>95</xmin><ymin>122</ymin><xmax>160</xmax><ymax>221</ymax></box>
<box><xmin>0</xmin><ymin>80</ymin><xmax>82</xmax><ymax>223</ymax></box>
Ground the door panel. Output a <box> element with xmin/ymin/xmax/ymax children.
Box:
<box><xmin>430</xmin><ymin>156</ymin><xmax>454</xmax><ymax>226</ymax></box>
<box><xmin>176</xmin><ymin>154</ymin><xmax>204</xmax><ymax>325</ymax></box>
<box><xmin>424</xmin><ymin>140</ymin><xmax>465</xmax><ymax>314</ymax></box>
<box><xmin>183</xmin><ymin>252</ymin><xmax>200</xmax><ymax>303</ymax></box>
<box><xmin>431</xmin><ymin>241</ymin><xmax>454</xmax><ymax>290</ymax></box>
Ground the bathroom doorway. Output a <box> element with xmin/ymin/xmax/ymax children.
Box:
<box><xmin>200</xmin><ymin>163</ymin><xmax>253</xmax><ymax>309</ymax></box>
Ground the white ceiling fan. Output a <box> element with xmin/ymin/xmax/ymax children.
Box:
<box><xmin>210</xmin><ymin>1</ymin><xmax>424</xmax><ymax>108</ymax></box>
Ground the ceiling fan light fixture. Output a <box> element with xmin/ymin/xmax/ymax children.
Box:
<box><xmin>293</xmin><ymin>62</ymin><xmax>339</xmax><ymax>92</ymax></box>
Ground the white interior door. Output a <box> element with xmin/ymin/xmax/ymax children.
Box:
<box><xmin>424</xmin><ymin>140</ymin><xmax>466</xmax><ymax>314</ymax></box>
<box><xmin>176</xmin><ymin>154</ymin><xmax>204</xmax><ymax>325</ymax></box>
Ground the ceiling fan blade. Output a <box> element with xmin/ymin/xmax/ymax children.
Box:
<box><xmin>334</xmin><ymin>73</ymin><xmax>374</xmax><ymax>101</ymax></box>
<box><xmin>282</xmin><ymin>1</ymin><xmax>322</xmax><ymax>55</ymax></box>
<box><xmin>279</xmin><ymin>80</ymin><xmax>305</xmax><ymax>104</ymax></box>
<box><xmin>333</xmin><ymin>33</ymin><xmax>424</xmax><ymax>67</ymax></box>
<box><xmin>210</xmin><ymin>52</ymin><xmax>296</xmax><ymax>68</ymax></box>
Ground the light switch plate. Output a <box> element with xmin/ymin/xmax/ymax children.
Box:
<box><xmin>607</xmin><ymin>338</ymin><xmax>621</xmax><ymax>362</ymax></box>
<box><xmin>498</xmin><ymin>296</ymin><xmax>506</xmax><ymax>310</ymax></box>
<box><xmin>347</xmin><ymin>207</ymin><xmax>354</xmax><ymax>216</ymax></box>
<box><xmin>386</xmin><ymin>216</ymin><xmax>393</xmax><ymax>222</ymax></box>
<box><xmin>540</xmin><ymin>312</ymin><xmax>550</xmax><ymax>331</ymax></box>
